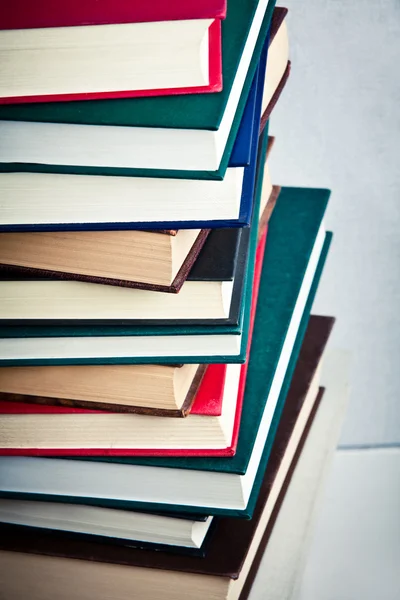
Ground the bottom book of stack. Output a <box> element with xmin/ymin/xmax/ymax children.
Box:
<box><xmin>0</xmin><ymin>315</ymin><xmax>349</xmax><ymax>600</ymax></box>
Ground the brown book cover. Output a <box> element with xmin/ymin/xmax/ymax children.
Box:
<box><xmin>0</xmin><ymin>229</ymin><xmax>210</xmax><ymax>293</ymax></box>
<box><xmin>0</xmin><ymin>316</ymin><xmax>335</xmax><ymax>583</ymax></box>
<box><xmin>0</xmin><ymin>364</ymin><xmax>207</xmax><ymax>417</ymax></box>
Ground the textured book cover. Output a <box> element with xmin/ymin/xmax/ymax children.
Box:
<box><xmin>0</xmin><ymin>229</ymin><xmax>211</xmax><ymax>292</ymax></box>
<box><xmin>0</xmin><ymin>0</ymin><xmax>227</xmax><ymax>29</ymax></box>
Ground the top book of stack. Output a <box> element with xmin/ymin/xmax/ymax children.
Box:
<box><xmin>0</xmin><ymin>1</ymin><xmax>228</xmax><ymax>103</ymax></box>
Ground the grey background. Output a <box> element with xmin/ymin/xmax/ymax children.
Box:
<box><xmin>269</xmin><ymin>0</ymin><xmax>400</xmax><ymax>445</ymax></box>
<box><xmin>265</xmin><ymin>2</ymin><xmax>400</xmax><ymax>597</ymax></box>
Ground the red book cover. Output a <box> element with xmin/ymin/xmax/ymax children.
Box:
<box><xmin>0</xmin><ymin>20</ymin><xmax>222</xmax><ymax>104</ymax></box>
<box><xmin>0</xmin><ymin>230</ymin><xmax>267</xmax><ymax>458</ymax></box>
<box><xmin>0</xmin><ymin>0</ymin><xmax>227</xmax><ymax>29</ymax></box>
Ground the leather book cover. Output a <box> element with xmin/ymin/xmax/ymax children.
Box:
<box><xmin>0</xmin><ymin>316</ymin><xmax>330</xmax><ymax>576</ymax></box>
<box><xmin>0</xmin><ymin>364</ymin><xmax>209</xmax><ymax>418</ymax></box>
<box><xmin>0</xmin><ymin>0</ymin><xmax>227</xmax><ymax>29</ymax></box>
<box><xmin>0</xmin><ymin>229</ymin><xmax>211</xmax><ymax>293</ymax></box>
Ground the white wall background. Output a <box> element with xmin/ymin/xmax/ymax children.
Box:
<box><xmin>269</xmin><ymin>0</ymin><xmax>400</xmax><ymax>445</ymax></box>
<box><xmin>266</xmin><ymin>2</ymin><xmax>400</xmax><ymax>597</ymax></box>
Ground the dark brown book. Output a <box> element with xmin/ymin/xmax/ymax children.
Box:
<box><xmin>0</xmin><ymin>364</ymin><xmax>207</xmax><ymax>417</ymax></box>
<box><xmin>0</xmin><ymin>316</ymin><xmax>334</xmax><ymax>600</ymax></box>
<box><xmin>0</xmin><ymin>228</ymin><xmax>210</xmax><ymax>293</ymax></box>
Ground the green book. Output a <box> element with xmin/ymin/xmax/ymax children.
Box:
<box><xmin>0</xmin><ymin>188</ymin><xmax>331</xmax><ymax>517</ymax></box>
<box><xmin>0</xmin><ymin>0</ymin><xmax>276</xmax><ymax>178</ymax></box>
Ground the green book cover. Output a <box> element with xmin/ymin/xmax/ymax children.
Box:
<box><xmin>0</xmin><ymin>0</ymin><xmax>276</xmax><ymax>179</ymax></box>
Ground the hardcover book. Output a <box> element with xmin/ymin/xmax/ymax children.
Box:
<box><xmin>0</xmin><ymin>18</ymin><xmax>223</xmax><ymax>103</ymax></box>
<box><xmin>0</xmin><ymin>1</ymin><xmax>228</xmax><ymax>29</ymax></box>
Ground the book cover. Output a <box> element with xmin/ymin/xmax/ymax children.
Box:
<box><xmin>0</xmin><ymin>364</ymin><xmax>209</xmax><ymax>418</ymax></box>
<box><xmin>0</xmin><ymin>229</ymin><xmax>211</xmax><ymax>293</ymax></box>
<box><xmin>0</xmin><ymin>0</ymin><xmax>227</xmax><ymax>29</ymax></box>
<box><xmin>0</xmin><ymin>20</ymin><xmax>222</xmax><ymax>104</ymax></box>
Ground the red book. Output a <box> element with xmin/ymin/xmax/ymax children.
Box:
<box><xmin>0</xmin><ymin>1</ymin><xmax>227</xmax><ymax>29</ymax></box>
<box><xmin>0</xmin><ymin>230</ymin><xmax>267</xmax><ymax>458</ymax></box>
<box><xmin>0</xmin><ymin>2</ymin><xmax>225</xmax><ymax>104</ymax></box>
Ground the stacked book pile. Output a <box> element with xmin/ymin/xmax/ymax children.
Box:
<box><xmin>0</xmin><ymin>1</ymin><xmax>345</xmax><ymax>598</ymax></box>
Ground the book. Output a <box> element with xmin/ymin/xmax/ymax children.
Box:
<box><xmin>0</xmin><ymin>1</ymin><xmax>228</xmax><ymax>29</ymax></box>
<box><xmin>0</xmin><ymin>18</ymin><xmax>222</xmax><ymax>104</ymax></box>
<box><xmin>0</xmin><ymin>186</ymin><xmax>329</xmax><ymax>366</ymax></box>
<box><xmin>0</xmin><ymin>364</ymin><xmax>210</xmax><ymax>417</ymax></box>
<box><xmin>0</xmin><ymin>317</ymin><xmax>335</xmax><ymax>600</ymax></box>
<box><xmin>0</xmin><ymin>0</ymin><xmax>279</xmax><ymax>177</ymax></box>
<box><xmin>0</xmin><ymin>229</ymin><xmax>212</xmax><ymax>291</ymax></box>
<box><xmin>0</xmin><ymin>230</ymin><xmax>266</xmax><ymax>456</ymax></box>
<box><xmin>0</xmin><ymin>223</ymin><xmax>332</xmax><ymax>514</ymax></box>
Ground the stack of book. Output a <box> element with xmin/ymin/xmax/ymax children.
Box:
<box><xmin>0</xmin><ymin>2</ymin><xmax>345</xmax><ymax>598</ymax></box>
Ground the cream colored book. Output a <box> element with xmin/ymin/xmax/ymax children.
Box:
<box><xmin>0</xmin><ymin>363</ymin><xmax>202</xmax><ymax>416</ymax></box>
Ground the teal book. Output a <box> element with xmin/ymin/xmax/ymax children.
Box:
<box><xmin>0</xmin><ymin>190</ymin><xmax>332</xmax><ymax>517</ymax></box>
<box><xmin>0</xmin><ymin>0</ymin><xmax>278</xmax><ymax>178</ymax></box>
<box><xmin>0</xmin><ymin>128</ymin><xmax>272</xmax><ymax>367</ymax></box>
